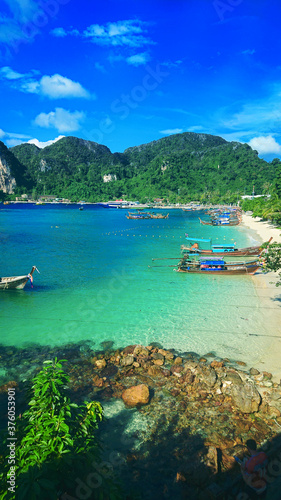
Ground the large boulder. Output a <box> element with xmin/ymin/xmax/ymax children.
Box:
<box><xmin>231</xmin><ymin>381</ymin><xmax>261</xmax><ymax>413</ymax></box>
<box><xmin>122</xmin><ymin>384</ymin><xmax>150</xmax><ymax>407</ymax></box>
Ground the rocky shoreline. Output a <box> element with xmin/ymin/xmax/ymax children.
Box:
<box><xmin>1</xmin><ymin>342</ymin><xmax>281</xmax><ymax>498</ymax></box>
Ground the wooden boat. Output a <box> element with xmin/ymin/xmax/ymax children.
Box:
<box><xmin>181</xmin><ymin>236</ymin><xmax>272</xmax><ymax>257</ymax></box>
<box><xmin>126</xmin><ymin>212</ymin><xmax>152</xmax><ymax>219</ymax></box>
<box><xmin>126</xmin><ymin>212</ymin><xmax>169</xmax><ymax>219</ymax></box>
<box><xmin>0</xmin><ymin>266</ymin><xmax>37</xmax><ymax>290</ymax></box>
<box><xmin>149</xmin><ymin>213</ymin><xmax>169</xmax><ymax>219</ymax></box>
<box><xmin>176</xmin><ymin>257</ymin><xmax>260</xmax><ymax>275</ymax></box>
<box><xmin>199</xmin><ymin>217</ymin><xmax>242</xmax><ymax>226</ymax></box>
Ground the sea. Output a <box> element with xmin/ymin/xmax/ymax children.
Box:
<box><xmin>0</xmin><ymin>203</ymin><xmax>276</xmax><ymax>383</ymax></box>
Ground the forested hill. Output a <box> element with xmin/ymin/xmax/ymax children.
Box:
<box><xmin>8</xmin><ymin>132</ymin><xmax>279</xmax><ymax>203</ymax></box>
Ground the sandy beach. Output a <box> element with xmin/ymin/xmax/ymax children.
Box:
<box><xmin>241</xmin><ymin>214</ymin><xmax>281</xmax><ymax>382</ymax></box>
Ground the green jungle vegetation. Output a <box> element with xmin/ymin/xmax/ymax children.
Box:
<box><xmin>0</xmin><ymin>132</ymin><xmax>277</xmax><ymax>204</ymax></box>
<box><xmin>0</xmin><ymin>359</ymin><xmax>123</xmax><ymax>500</ymax></box>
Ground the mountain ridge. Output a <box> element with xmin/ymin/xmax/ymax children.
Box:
<box><xmin>0</xmin><ymin>132</ymin><xmax>277</xmax><ymax>202</ymax></box>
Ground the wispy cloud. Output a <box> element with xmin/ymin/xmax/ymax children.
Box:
<box><xmin>160</xmin><ymin>128</ymin><xmax>183</xmax><ymax>135</ymax></box>
<box><xmin>34</xmin><ymin>108</ymin><xmax>85</xmax><ymax>132</ymax></box>
<box><xmin>126</xmin><ymin>52</ymin><xmax>150</xmax><ymax>66</ymax></box>
<box><xmin>82</xmin><ymin>20</ymin><xmax>154</xmax><ymax>48</ymax></box>
<box><xmin>0</xmin><ymin>67</ymin><xmax>92</xmax><ymax>99</ymax></box>
<box><xmin>242</xmin><ymin>49</ymin><xmax>256</xmax><ymax>55</ymax></box>
<box><xmin>0</xmin><ymin>128</ymin><xmax>32</xmax><ymax>147</ymax></box>
<box><xmin>50</xmin><ymin>19</ymin><xmax>154</xmax><ymax>51</ymax></box>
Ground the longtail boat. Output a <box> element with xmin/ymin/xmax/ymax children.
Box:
<box><xmin>181</xmin><ymin>236</ymin><xmax>272</xmax><ymax>257</ymax></box>
<box><xmin>126</xmin><ymin>212</ymin><xmax>169</xmax><ymax>219</ymax></box>
<box><xmin>199</xmin><ymin>217</ymin><xmax>242</xmax><ymax>226</ymax></box>
<box><xmin>0</xmin><ymin>266</ymin><xmax>37</xmax><ymax>290</ymax></box>
<box><xmin>176</xmin><ymin>257</ymin><xmax>260</xmax><ymax>275</ymax></box>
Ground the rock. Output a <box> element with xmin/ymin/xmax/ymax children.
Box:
<box><xmin>164</xmin><ymin>351</ymin><xmax>174</xmax><ymax>361</ymax></box>
<box><xmin>199</xmin><ymin>357</ymin><xmax>207</xmax><ymax>363</ymax></box>
<box><xmin>120</xmin><ymin>354</ymin><xmax>134</xmax><ymax>367</ymax></box>
<box><xmin>95</xmin><ymin>359</ymin><xmax>106</xmax><ymax>369</ymax></box>
<box><xmin>196</xmin><ymin>365</ymin><xmax>217</xmax><ymax>387</ymax></box>
<box><xmin>151</xmin><ymin>352</ymin><xmax>164</xmax><ymax>361</ymax></box>
<box><xmin>147</xmin><ymin>365</ymin><xmax>163</xmax><ymax>376</ymax></box>
<box><xmin>236</xmin><ymin>360</ymin><xmax>246</xmax><ymax>366</ymax></box>
<box><xmin>267</xmin><ymin>406</ymin><xmax>281</xmax><ymax>418</ymax></box>
<box><xmin>121</xmin><ymin>384</ymin><xmax>150</xmax><ymax>407</ymax></box>
<box><xmin>224</xmin><ymin>370</ymin><xmax>243</xmax><ymax>385</ymax></box>
<box><xmin>133</xmin><ymin>345</ymin><xmax>149</xmax><ymax>357</ymax></box>
<box><xmin>262</xmin><ymin>371</ymin><xmax>273</xmax><ymax>380</ymax></box>
<box><xmin>171</xmin><ymin>365</ymin><xmax>184</xmax><ymax>375</ymax></box>
<box><xmin>133</xmin><ymin>362</ymin><xmax>140</xmax><ymax>368</ymax></box>
<box><xmin>260</xmin><ymin>381</ymin><xmax>273</xmax><ymax>388</ymax></box>
<box><xmin>250</xmin><ymin>367</ymin><xmax>260</xmax><ymax>376</ymax></box>
<box><xmin>182</xmin><ymin>371</ymin><xmax>194</xmax><ymax>384</ymax></box>
<box><xmin>123</xmin><ymin>345</ymin><xmax>136</xmax><ymax>355</ymax></box>
<box><xmin>183</xmin><ymin>361</ymin><xmax>198</xmax><ymax>372</ymax></box>
<box><xmin>100</xmin><ymin>364</ymin><xmax>118</xmax><ymax>378</ymax></box>
<box><xmin>210</xmin><ymin>360</ymin><xmax>224</xmax><ymax>368</ymax></box>
<box><xmin>153</xmin><ymin>358</ymin><xmax>164</xmax><ymax>366</ymax></box>
<box><xmin>231</xmin><ymin>381</ymin><xmax>261</xmax><ymax>413</ymax></box>
<box><xmin>92</xmin><ymin>375</ymin><xmax>104</xmax><ymax>387</ymax></box>
<box><xmin>174</xmin><ymin>357</ymin><xmax>183</xmax><ymax>365</ymax></box>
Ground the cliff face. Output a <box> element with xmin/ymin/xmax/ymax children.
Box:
<box><xmin>0</xmin><ymin>156</ymin><xmax>16</xmax><ymax>193</ymax></box>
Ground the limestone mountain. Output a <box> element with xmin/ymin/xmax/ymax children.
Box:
<box><xmin>0</xmin><ymin>140</ymin><xmax>29</xmax><ymax>194</ymax></box>
<box><xmin>9</xmin><ymin>132</ymin><xmax>278</xmax><ymax>202</ymax></box>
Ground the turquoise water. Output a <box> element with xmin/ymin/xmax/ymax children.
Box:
<box><xmin>0</xmin><ymin>204</ymin><xmax>274</xmax><ymax>374</ymax></box>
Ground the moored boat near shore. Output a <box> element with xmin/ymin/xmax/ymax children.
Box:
<box><xmin>0</xmin><ymin>266</ymin><xmax>37</xmax><ymax>290</ymax></box>
<box><xmin>199</xmin><ymin>216</ymin><xmax>242</xmax><ymax>226</ymax></box>
<box><xmin>176</xmin><ymin>257</ymin><xmax>261</xmax><ymax>274</ymax></box>
<box><xmin>181</xmin><ymin>236</ymin><xmax>272</xmax><ymax>257</ymax></box>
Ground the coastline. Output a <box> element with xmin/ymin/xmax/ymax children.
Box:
<box><xmin>241</xmin><ymin>214</ymin><xmax>281</xmax><ymax>383</ymax></box>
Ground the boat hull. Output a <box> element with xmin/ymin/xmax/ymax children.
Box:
<box><xmin>177</xmin><ymin>265</ymin><xmax>260</xmax><ymax>275</ymax></box>
<box><xmin>0</xmin><ymin>266</ymin><xmax>37</xmax><ymax>290</ymax></box>
<box><xmin>0</xmin><ymin>276</ymin><xmax>30</xmax><ymax>289</ymax></box>
<box><xmin>181</xmin><ymin>246</ymin><xmax>261</xmax><ymax>257</ymax></box>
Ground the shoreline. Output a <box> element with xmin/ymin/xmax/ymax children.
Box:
<box><xmin>241</xmin><ymin>214</ymin><xmax>281</xmax><ymax>383</ymax></box>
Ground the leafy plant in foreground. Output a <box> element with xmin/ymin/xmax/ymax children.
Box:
<box><xmin>0</xmin><ymin>359</ymin><xmax>122</xmax><ymax>499</ymax></box>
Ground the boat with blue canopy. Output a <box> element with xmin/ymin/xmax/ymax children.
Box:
<box><xmin>176</xmin><ymin>257</ymin><xmax>261</xmax><ymax>275</ymax></box>
<box><xmin>181</xmin><ymin>235</ymin><xmax>271</xmax><ymax>257</ymax></box>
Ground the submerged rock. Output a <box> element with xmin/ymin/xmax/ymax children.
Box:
<box><xmin>121</xmin><ymin>384</ymin><xmax>150</xmax><ymax>407</ymax></box>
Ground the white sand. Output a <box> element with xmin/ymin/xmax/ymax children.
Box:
<box><xmin>241</xmin><ymin>214</ymin><xmax>281</xmax><ymax>382</ymax></box>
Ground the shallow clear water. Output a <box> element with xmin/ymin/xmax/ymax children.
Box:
<box><xmin>0</xmin><ymin>204</ymin><xmax>276</xmax><ymax>374</ymax></box>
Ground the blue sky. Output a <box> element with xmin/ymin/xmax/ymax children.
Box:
<box><xmin>0</xmin><ymin>0</ymin><xmax>281</xmax><ymax>161</ymax></box>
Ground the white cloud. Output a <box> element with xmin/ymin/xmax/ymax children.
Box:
<box><xmin>0</xmin><ymin>66</ymin><xmax>25</xmax><ymax>79</ymax></box>
<box><xmin>83</xmin><ymin>20</ymin><xmax>154</xmax><ymax>48</ymax></box>
<box><xmin>0</xmin><ymin>128</ymin><xmax>5</xmax><ymax>138</ymax></box>
<box><xmin>50</xmin><ymin>27</ymin><xmax>67</xmax><ymax>37</ymax></box>
<box><xmin>0</xmin><ymin>67</ymin><xmax>92</xmax><ymax>99</ymax></box>
<box><xmin>34</xmin><ymin>108</ymin><xmax>85</xmax><ymax>132</ymax></box>
<box><xmin>27</xmin><ymin>135</ymin><xmax>65</xmax><ymax>148</ymax></box>
<box><xmin>39</xmin><ymin>74</ymin><xmax>91</xmax><ymax>99</ymax></box>
<box><xmin>160</xmin><ymin>128</ymin><xmax>183</xmax><ymax>135</ymax></box>
<box><xmin>248</xmin><ymin>136</ymin><xmax>281</xmax><ymax>154</ymax></box>
<box><xmin>126</xmin><ymin>52</ymin><xmax>150</xmax><ymax>66</ymax></box>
